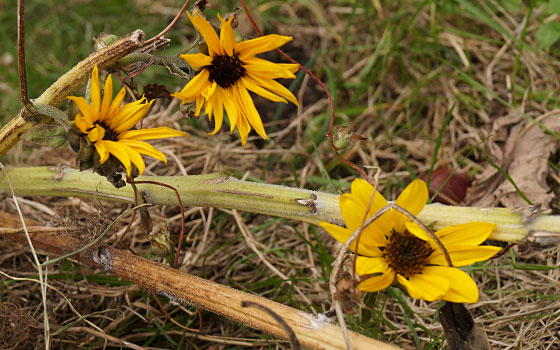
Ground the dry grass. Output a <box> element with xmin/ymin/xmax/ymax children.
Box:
<box><xmin>2</xmin><ymin>1</ymin><xmax>560</xmax><ymax>349</ymax></box>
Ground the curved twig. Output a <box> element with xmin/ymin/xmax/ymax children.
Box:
<box><xmin>144</xmin><ymin>0</ymin><xmax>191</xmax><ymax>46</ymax></box>
<box><xmin>239</xmin><ymin>0</ymin><xmax>370</xmax><ymax>183</ymax></box>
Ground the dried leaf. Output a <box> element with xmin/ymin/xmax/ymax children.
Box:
<box><xmin>439</xmin><ymin>302</ymin><xmax>490</xmax><ymax>350</ymax></box>
<box><xmin>467</xmin><ymin>110</ymin><xmax>560</xmax><ymax>208</ymax></box>
<box><xmin>143</xmin><ymin>84</ymin><xmax>171</xmax><ymax>100</ymax></box>
<box><xmin>335</xmin><ymin>277</ymin><xmax>370</xmax><ymax>313</ymax></box>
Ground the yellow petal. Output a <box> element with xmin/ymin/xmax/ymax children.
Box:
<box><xmin>241</xmin><ymin>77</ymin><xmax>288</xmax><ymax>103</ymax></box>
<box><xmin>187</xmin><ymin>12</ymin><xmax>220</xmax><ymax>56</ymax></box>
<box><xmin>93</xmin><ymin>140</ymin><xmax>109</xmax><ymax>163</ymax></box>
<box><xmin>397</xmin><ymin>272</ymin><xmax>449</xmax><ymax>301</ymax></box>
<box><xmin>248</xmin><ymin>61</ymin><xmax>300</xmax><ymax>75</ymax></box>
<box><xmin>68</xmin><ymin>96</ymin><xmax>94</xmax><ymax>124</ymax></box>
<box><xmin>319</xmin><ymin>222</ymin><xmax>351</xmax><ymax>246</ymax></box>
<box><xmin>208</xmin><ymin>89</ymin><xmax>225</xmax><ymax>135</ymax></box>
<box><xmin>74</xmin><ymin>114</ymin><xmax>92</xmax><ymax>133</ymax></box>
<box><xmin>202</xmin><ymin>80</ymin><xmax>218</xmax><ymax>100</ymax></box>
<box><xmin>90</xmin><ymin>66</ymin><xmax>101</xmax><ymax>114</ymax></box>
<box><xmin>394</xmin><ymin>179</ymin><xmax>428</xmax><ymax>232</ymax></box>
<box><xmin>423</xmin><ymin>266</ymin><xmax>479</xmax><ymax>303</ymax></box>
<box><xmin>405</xmin><ymin>222</ymin><xmax>432</xmax><ymax>242</ymax></box>
<box><xmin>104</xmin><ymin>140</ymin><xmax>132</xmax><ymax>177</ymax></box>
<box><xmin>118</xmin><ymin>140</ymin><xmax>167</xmax><ymax>164</ymax></box>
<box><xmin>244</xmin><ymin>73</ymin><xmax>299</xmax><ymax>105</ymax></box>
<box><xmin>339</xmin><ymin>195</ymin><xmax>369</xmax><ymax>230</ymax></box>
<box><xmin>218</xmin><ymin>14</ymin><xmax>236</xmax><ymax>56</ymax></box>
<box><xmin>357</xmin><ymin>268</ymin><xmax>395</xmax><ymax>292</ymax></box>
<box><xmin>244</xmin><ymin>57</ymin><xmax>298</xmax><ymax>79</ymax></box>
<box><xmin>236</xmin><ymin>34</ymin><xmax>293</xmax><ymax>60</ymax></box>
<box><xmin>205</xmin><ymin>87</ymin><xmax>217</xmax><ymax>120</ymax></box>
<box><xmin>355</xmin><ymin>256</ymin><xmax>387</xmax><ymax>276</ymax></box>
<box><xmin>179</xmin><ymin>53</ymin><xmax>213</xmax><ymax>69</ymax></box>
<box><xmin>112</xmin><ymin>99</ymin><xmax>154</xmax><ymax>134</ymax></box>
<box><xmin>235</xmin><ymin>82</ymin><xmax>268</xmax><ymax>140</ymax></box>
<box><xmin>222</xmin><ymin>88</ymin><xmax>239</xmax><ymax>130</ymax></box>
<box><xmin>107</xmin><ymin>87</ymin><xmax>126</xmax><ymax>120</ymax></box>
<box><xmin>172</xmin><ymin>69</ymin><xmax>211</xmax><ymax>103</ymax></box>
<box><xmin>119</xmin><ymin>127</ymin><xmax>188</xmax><ymax>141</ymax></box>
<box><xmin>430</xmin><ymin>245</ymin><xmax>501</xmax><ymax>267</ymax></box>
<box><xmin>338</xmin><ymin>196</ymin><xmax>389</xmax><ymax>251</ymax></box>
<box><xmin>124</xmin><ymin>144</ymin><xmax>146</xmax><ymax>175</ymax></box>
<box><xmin>87</xmin><ymin>124</ymin><xmax>106</xmax><ymax>143</ymax></box>
<box><xmin>100</xmin><ymin>73</ymin><xmax>114</xmax><ymax>118</ymax></box>
<box><xmin>437</xmin><ymin>222</ymin><xmax>496</xmax><ymax>247</ymax></box>
<box><xmin>229</xmin><ymin>85</ymin><xmax>248</xmax><ymax>142</ymax></box>
<box><xmin>277</xmin><ymin>63</ymin><xmax>300</xmax><ymax>74</ymax></box>
<box><xmin>195</xmin><ymin>96</ymin><xmax>204</xmax><ymax>116</ymax></box>
<box><xmin>350</xmin><ymin>179</ymin><xmax>393</xmax><ymax>234</ymax></box>
<box><xmin>236</xmin><ymin>108</ymin><xmax>251</xmax><ymax>146</ymax></box>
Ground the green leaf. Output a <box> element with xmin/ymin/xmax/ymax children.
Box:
<box><xmin>549</xmin><ymin>0</ymin><xmax>560</xmax><ymax>14</ymax></box>
<box><xmin>536</xmin><ymin>21</ymin><xmax>560</xmax><ymax>49</ymax></box>
<box><xmin>24</xmin><ymin>126</ymin><xmax>68</xmax><ymax>148</ymax></box>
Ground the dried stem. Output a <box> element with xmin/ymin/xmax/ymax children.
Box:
<box><xmin>5</xmin><ymin>230</ymin><xmax>399</xmax><ymax>350</ymax></box>
<box><xmin>0</xmin><ymin>30</ymin><xmax>146</xmax><ymax>157</ymax></box>
<box><xmin>17</xmin><ymin>0</ymin><xmax>34</xmax><ymax>118</ymax></box>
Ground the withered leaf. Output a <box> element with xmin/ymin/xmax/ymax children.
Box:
<box><xmin>467</xmin><ymin>110</ymin><xmax>560</xmax><ymax>208</ymax></box>
<box><xmin>439</xmin><ymin>302</ymin><xmax>490</xmax><ymax>350</ymax></box>
<box><xmin>143</xmin><ymin>84</ymin><xmax>171</xmax><ymax>100</ymax></box>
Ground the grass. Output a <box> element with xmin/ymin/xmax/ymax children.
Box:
<box><xmin>1</xmin><ymin>0</ymin><xmax>560</xmax><ymax>349</ymax></box>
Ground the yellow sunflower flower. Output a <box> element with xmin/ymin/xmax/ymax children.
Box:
<box><xmin>320</xmin><ymin>179</ymin><xmax>501</xmax><ymax>303</ymax></box>
<box><xmin>68</xmin><ymin>66</ymin><xmax>188</xmax><ymax>177</ymax></box>
<box><xmin>172</xmin><ymin>12</ymin><xmax>299</xmax><ymax>145</ymax></box>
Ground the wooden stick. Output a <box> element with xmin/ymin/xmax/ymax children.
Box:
<box><xmin>6</xmin><ymin>230</ymin><xmax>398</xmax><ymax>350</ymax></box>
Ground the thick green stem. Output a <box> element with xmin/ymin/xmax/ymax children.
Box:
<box><xmin>117</xmin><ymin>53</ymin><xmax>191</xmax><ymax>76</ymax></box>
<box><xmin>1</xmin><ymin>166</ymin><xmax>559</xmax><ymax>244</ymax></box>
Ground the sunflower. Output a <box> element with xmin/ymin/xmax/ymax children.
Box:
<box><xmin>172</xmin><ymin>12</ymin><xmax>299</xmax><ymax>145</ymax></box>
<box><xmin>68</xmin><ymin>66</ymin><xmax>188</xmax><ymax>177</ymax></box>
<box><xmin>320</xmin><ymin>179</ymin><xmax>501</xmax><ymax>303</ymax></box>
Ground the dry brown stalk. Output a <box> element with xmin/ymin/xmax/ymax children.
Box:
<box><xmin>6</xmin><ymin>230</ymin><xmax>399</xmax><ymax>350</ymax></box>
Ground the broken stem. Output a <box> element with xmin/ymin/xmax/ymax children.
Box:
<box><xmin>0</xmin><ymin>29</ymin><xmax>146</xmax><ymax>157</ymax></box>
<box><xmin>6</xmin><ymin>230</ymin><xmax>398</xmax><ymax>350</ymax></box>
<box><xmin>0</xmin><ymin>166</ymin><xmax>558</xmax><ymax>244</ymax></box>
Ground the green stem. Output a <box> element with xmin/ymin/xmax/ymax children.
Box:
<box><xmin>118</xmin><ymin>53</ymin><xmax>189</xmax><ymax>68</ymax></box>
<box><xmin>1</xmin><ymin>166</ymin><xmax>558</xmax><ymax>244</ymax></box>
<box><xmin>117</xmin><ymin>53</ymin><xmax>191</xmax><ymax>79</ymax></box>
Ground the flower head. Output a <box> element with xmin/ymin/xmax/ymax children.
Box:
<box><xmin>68</xmin><ymin>66</ymin><xmax>188</xmax><ymax>178</ymax></box>
<box><xmin>320</xmin><ymin>179</ymin><xmax>501</xmax><ymax>303</ymax></box>
<box><xmin>172</xmin><ymin>12</ymin><xmax>300</xmax><ymax>145</ymax></box>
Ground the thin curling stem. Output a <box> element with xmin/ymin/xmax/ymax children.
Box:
<box><xmin>239</xmin><ymin>0</ymin><xmax>371</xmax><ymax>183</ymax></box>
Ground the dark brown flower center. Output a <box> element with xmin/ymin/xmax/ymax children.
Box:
<box><xmin>383</xmin><ymin>229</ymin><xmax>433</xmax><ymax>278</ymax></box>
<box><xmin>206</xmin><ymin>53</ymin><xmax>246</xmax><ymax>89</ymax></box>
